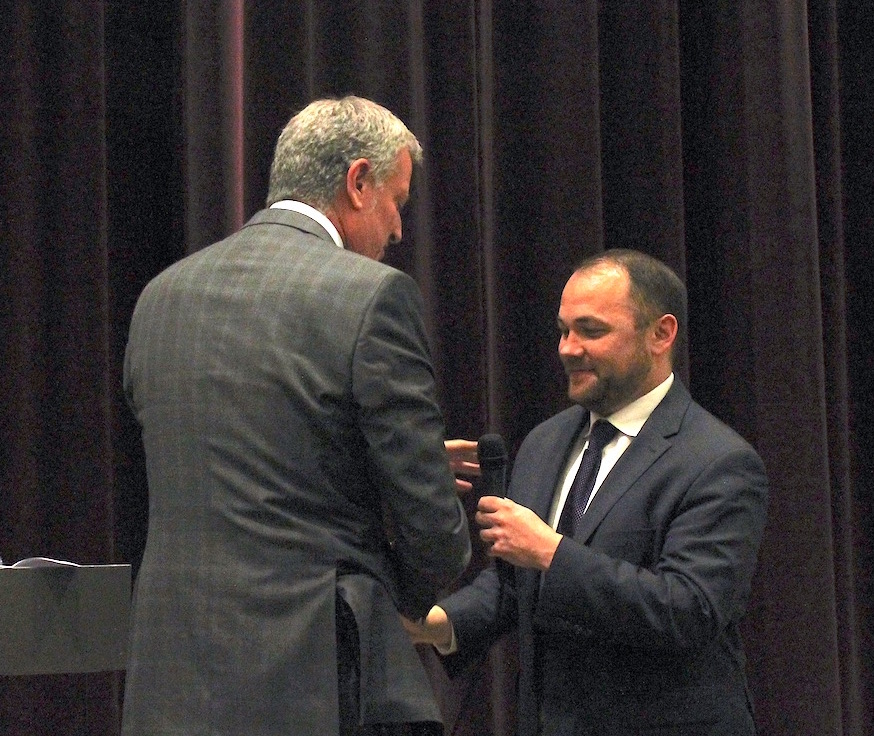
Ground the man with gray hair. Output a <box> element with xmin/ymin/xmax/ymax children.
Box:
<box><xmin>122</xmin><ymin>96</ymin><xmax>473</xmax><ymax>736</ymax></box>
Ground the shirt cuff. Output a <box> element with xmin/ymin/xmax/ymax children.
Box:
<box><xmin>434</xmin><ymin>621</ymin><xmax>459</xmax><ymax>655</ymax></box>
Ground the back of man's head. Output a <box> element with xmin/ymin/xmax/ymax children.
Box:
<box><xmin>266</xmin><ymin>96</ymin><xmax>423</xmax><ymax>210</ymax></box>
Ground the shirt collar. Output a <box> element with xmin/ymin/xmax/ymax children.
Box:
<box><xmin>269</xmin><ymin>200</ymin><xmax>344</xmax><ymax>249</ymax></box>
<box><xmin>590</xmin><ymin>373</ymin><xmax>674</xmax><ymax>438</ymax></box>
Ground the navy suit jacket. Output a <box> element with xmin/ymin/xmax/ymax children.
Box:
<box><xmin>442</xmin><ymin>380</ymin><xmax>768</xmax><ymax>736</ymax></box>
<box><xmin>122</xmin><ymin>208</ymin><xmax>470</xmax><ymax>736</ymax></box>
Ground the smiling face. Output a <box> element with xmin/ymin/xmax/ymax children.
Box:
<box><xmin>557</xmin><ymin>264</ymin><xmax>668</xmax><ymax>415</ymax></box>
<box><xmin>338</xmin><ymin>147</ymin><xmax>412</xmax><ymax>262</ymax></box>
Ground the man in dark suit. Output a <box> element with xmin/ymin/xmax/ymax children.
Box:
<box><xmin>122</xmin><ymin>96</ymin><xmax>473</xmax><ymax>736</ymax></box>
<box><xmin>408</xmin><ymin>249</ymin><xmax>768</xmax><ymax>735</ymax></box>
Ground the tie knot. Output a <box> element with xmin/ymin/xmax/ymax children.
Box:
<box><xmin>588</xmin><ymin>420</ymin><xmax>618</xmax><ymax>452</ymax></box>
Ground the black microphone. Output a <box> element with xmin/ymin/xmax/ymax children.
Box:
<box><xmin>477</xmin><ymin>434</ymin><xmax>511</xmax><ymax>600</ymax></box>
<box><xmin>477</xmin><ymin>433</ymin><xmax>507</xmax><ymax>497</ymax></box>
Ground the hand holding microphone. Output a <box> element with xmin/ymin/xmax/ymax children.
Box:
<box><xmin>476</xmin><ymin>433</ymin><xmax>561</xmax><ymax>571</ymax></box>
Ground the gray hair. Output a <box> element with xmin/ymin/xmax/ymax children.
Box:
<box><xmin>266</xmin><ymin>96</ymin><xmax>423</xmax><ymax>209</ymax></box>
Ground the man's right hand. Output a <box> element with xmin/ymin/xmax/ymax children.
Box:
<box><xmin>445</xmin><ymin>439</ymin><xmax>480</xmax><ymax>493</ymax></box>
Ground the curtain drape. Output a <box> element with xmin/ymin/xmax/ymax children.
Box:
<box><xmin>2</xmin><ymin>2</ymin><xmax>872</xmax><ymax>734</ymax></box>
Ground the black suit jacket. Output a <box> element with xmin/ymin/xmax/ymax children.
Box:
<box><xmin>121</xmin><ymin>208</ymin><xmax>471</xmax><ymax>736</ymax></box>
<box><xmin>442</xmin><ymin>380</ymin><xmax>768</xmax><ymax>736</ymax></box>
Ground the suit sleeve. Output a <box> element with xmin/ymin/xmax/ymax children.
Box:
<box><xmin>537</xmin><ymin>441</ymin><xmax>768</xmax><ymax>651</ymax></box>
<box><xmin>438</xmin><ymin>562</ymin><xmax>518</xmax><ymax>674</ymax></box>
<box><xmin>352</xmin><ymin>269</ymin><xmax>471</xmax><ymax>618</ymax></box>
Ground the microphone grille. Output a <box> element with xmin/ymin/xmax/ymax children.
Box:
<box><xmin>477</xmin><ymin>433</ymin><xmax>507</xmax><ymax>464</ymax></box>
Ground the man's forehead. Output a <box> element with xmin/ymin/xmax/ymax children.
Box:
<box><xmin>573</xmin><ymin>261</ymin><xmax>628</xmax><ymax>287</ymax></box>
<box><xmin>564</xmin><ymin>265</ymin><xmax>629</xmax><ymax>300</ymax></box>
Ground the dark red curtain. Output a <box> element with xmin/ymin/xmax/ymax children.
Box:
<box><xmin>2</xmin><ymin>2</ymin><xmax>872</xmax><ymax>735</ymax></box>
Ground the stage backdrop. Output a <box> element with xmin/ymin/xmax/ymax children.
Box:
<box><xmin>2</xmin><ymin>2</ymin><xmax>873</xmax><ymax>735</ymax></box>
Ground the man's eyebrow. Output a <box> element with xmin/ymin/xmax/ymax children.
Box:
<box><xmin>559</xmin><ymin>315</ymin><xmax>605</xmax><ymax>325</ymax></box>
<box><xmin>557</xmin><ymin>316</ymin><xmax>612</xmax><ymax>334</ymax></box>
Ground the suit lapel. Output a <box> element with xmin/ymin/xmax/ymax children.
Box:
<box><xmin>525</xmin><ymin>407</ymin><xmax>588</xmax><ymax>521</ymax></box>
<box><xmin>574</xmin><ymin>380</ymin><xmax>692</xmax><ymax>544</ymax></box>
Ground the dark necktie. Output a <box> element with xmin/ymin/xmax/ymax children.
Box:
<box><xmin>557</xmin><ymin>420</ymin><xmax>618</xmax><ymax>535</ymax></box>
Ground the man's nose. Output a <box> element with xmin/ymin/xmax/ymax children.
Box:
<box><xmin>559</xmin><ymin>333</ymin><xmax>583</xmax><ymax>356</ymax></box>
<box><xmin>389</xmin><ymin>223</ymin><xmax>402</xmax><ymax>245</ymax></box>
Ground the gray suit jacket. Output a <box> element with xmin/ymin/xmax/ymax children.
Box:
<box><xmin>442</xmin><ymin>380</ymin><xmax>768</xmax><ymax>736</ymax></box>
<box><xmin>121</xmin><ymin>208</ymin><xmax>471</xmax><ymax>736</ymax></box>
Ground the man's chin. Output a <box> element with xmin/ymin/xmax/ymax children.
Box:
<box><xmin>567</xmin><ymin>378</ymin><xmax>601</xmax><ymax>407</ymax></box>
<box><xmin>568</xmin><ymin>369</ymin><xmax>596</xmax><ymax>388</ymax></box>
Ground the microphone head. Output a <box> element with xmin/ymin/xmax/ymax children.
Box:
<box><xmin>477</xmin><ymin>433</ymin><xmax>507</xmax><ymax>467</ymax></box>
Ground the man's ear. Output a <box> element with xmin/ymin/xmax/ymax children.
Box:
<box><xmin>650</xmin><ymin>314</ymin><xmax>678</xmax><ymax>356</ymax></box>
<box><xmin>345</xmin><ymin>158</ymin><xmax>371</xmax><ymax>211</ymax></box>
